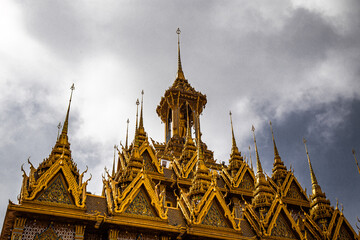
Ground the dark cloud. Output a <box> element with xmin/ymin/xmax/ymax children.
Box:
<box><xmin>1</xmin><ymin>0</ymin><xmax>360</xmax><ymax>230</ymax></box>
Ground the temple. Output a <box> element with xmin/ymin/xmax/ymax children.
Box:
<box><xmin>1</xmin><ymin>29</ymin><xmax>358</xmax><ymax>240</ymax></box>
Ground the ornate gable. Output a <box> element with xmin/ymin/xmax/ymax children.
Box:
<box><xmin>107</xmin><ymin>170</ymin><xmax>168</xmax><ymax>220</ymax></box>
<box><xmin>238</xmin><ymin>170</ymin><xmax>255</xmax><ymax>191</ymax></box>
<box><xmin>271</xmin><ymin>211</ymin><xmax>298</xmax><ymax>239</ymax></box>
<box><xmin>36</xmin><ymin>173</ymin><xmax>73</xmax><ymax>205</ymax></box>
<box><xmin>201</xmin><ymin>200</ymin><xmax>229</xmax><ymax>228</ymax></box>
<box><xmin>283</xmin><ymin>176</ymin><xmax>308</xmax><ymax>203</ymax></box>
<box><xmin>124</xmin><ymin>188</ymin><xmax>156</xmax><ymax>217</ymax></box>
<box><xmin>139</xmin><ymin>140</ymin><xmax>163</xmax><ymax>174</ymax></box>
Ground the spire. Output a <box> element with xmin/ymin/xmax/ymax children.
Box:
<box><xmin>303</xmin><ymin>138</ymin><xmax>333</xmax><ymax>223</ymax></box>
<box><xmin>270</xmin><ymin>121</ymin><xmax>287</xmax><ymax>184</ymax></box>
<box><xmin>125</xmin><ymin>119</ymin><xmax>129</xmax><ymax>149</ymax></box>
<box><xmin>62</xmin><ymin>83</ymin><xmax>75</xmax><ymax>135</ymax></box>
<box><xmin>139</xmin><ymin>90</ymin><xmax>144</xmax><ymax>132</ymax></box>
<box><xmin>229</xmin><ymin>111</ymin><xmax>239</xmax><ymax>154</ymax></box>
<box><xmin>252</xmin><ymin>125</ymin><xmax>262</xmax><ymax>174</ymax></box>
<box><xmin>112</xmin><ymin>145</ymin><xmax>116</xmax><ymax>177</ymax></box>
<box><xmin>352</xmin><ymin>149</ymin><xmax>360</xmax><ymax>174</ymax></box>
<box><xmin>303</xmin><ymin>138</ymin><xmax>318</xmax><ymax>186</ymax></box>
<box><xmin>228</xmin><ymin>111</ymin><xmax>242</xmax><ymax>176</ymax></box>
<box><xmin>176</xmin><ymin>28</ymin><xmax>185</xmax><ymax>80</ymax></box>
<box><xmin>196</xmin><ymin>112</ymin><xmax>204</xmax><ymax>161</ymax></box>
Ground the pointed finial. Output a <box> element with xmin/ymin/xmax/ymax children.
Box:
<box><xmin>269</xmin><ymin>121</ymin><xmax>280</xmax><ymax>158</ymax></box>
<box><xmin>62</xmin><ymin>83</ymin><xmax>75</xmax><ymax>135</ymax></box>
<box><xmin>252</xmin><ymin>125</ymin><xmax>263</xmax><ymax>174</ymax></box>
<box><xmin>353</xmin><ymin>149</ymin><xmax>360</xmax><ymax>174</ymax></box>
<box><xmin>139</xmin><ymin>90</ymin><xmax>144</xmax><ymax>130</ymax></box>
<box><xmin>125</xmin><ymin>119</ymin><xmax>129</xmax><ymax>149</ymax></box>
<box><xmin>229</xmin><ymin>111</ymin><xmax>238</xmax><ymax>151</ymax></box>
<box><xmin>112</xmin><ymin>145</ymin><xmax>116</xmax><ymax>177</ymax></box>
<box><xmin>135</xmin><ymin>98</ymin><xmax>140</xmax><ymax>131</ymax></box>
<box><xmin>176</xmin><ymin>28</ymin><xmax>185</xmax><ymax>80</ymax></box>
<box><xmin>303</xmin><ymin>138</ymin><xmax>318</xmax><ymax>185</ymax></box>
<box><xmin>57</xmin><ymin>122</ymin><xmax>62</xmax><ymax>140</ymax></box>
<box><xmin>249</xmin><ymin>146</ymin><xmax>253</xmax><ymax>171</ymax></box>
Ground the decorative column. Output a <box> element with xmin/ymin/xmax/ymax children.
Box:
<box><xmin>75</xmin><ymin>225</ymin><xmax>85</xmax><ymax>240</ymax></box>
<box><xmin>108</xmin><ymin>229</ymin><xmax>119</xmax><ymax>240</ymax></box>
<box><xmin>11</xmin><ymin>217</ymin><xmax>26</xmax><ymax>240</ymax></box>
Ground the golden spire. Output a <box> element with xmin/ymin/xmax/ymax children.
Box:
<box><xmin>139</xmin><ymin>90</ymin><xmax>144</xmax><ymax>132</ymax></box>
<box><xmin>57</xmin><ymin>122</ymin><xmax>62</xmax><ymax>140</ymax></box>
<box><xmin>176</xmin><ymin>28</ymin><xmax>185</xmax><ymax>80</ymax></box>
<box><xmin>112</xmin><ymin>145</ymin><xmax>116</xmax><ymax>177</ymax></box>
<box><xmin>270</xmin><ymin>121</ymin><xmax>287</xmax><ymax>185</ymax></box>
<box><xmin>62</xmin><ymin>83</ymin><xmax>75</xmax><ymax>135</ymax></box>
<box><xmin>125</xmin><ymin>118</ymin><xmax>129</xmax><ymax>149</ymax></box>
<box><xmin>135</xmin><ymin>98</ymin><xmax>140</xmax><ymax>133</ymax></box>
<box><xmin>229</xmin><ymin>111</ymin><xmax>239</xmax><ymax>154</ymax></box>
<box><xmin>303</xmin><ymin>138</ymin><xmax>318</xmax><ymax>185</ymax></box>
<box><xmin>269</xmin><ymin>121</ymin><xmax>280</xmax><ymax>159</ymax></box>
<box><xmin>303</xmin><ymin>138</ymin><xmax>333</xmax><ymax>222</ymax></box>
<box><xmin>352</xmin><ymin>149</ymin><xmax>360</xmax><ymax>174</ymax></box>
<box><xmin>252</xmin><ymin>125</ymin><xmax>263</xmax><ymax>174</ymax></box>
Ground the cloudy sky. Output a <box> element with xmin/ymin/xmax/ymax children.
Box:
<box><xmin>1</xmin><ymin>0</ymin><xmax>360</xmax><ymax>229</ymax></box>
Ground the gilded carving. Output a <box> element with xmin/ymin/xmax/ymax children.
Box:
<box><xmin>125</xmin><ymin>189</ymin><xmax>155</xmax><ymax>217</ymax></box>
<box><xmin>286</xmin><ymin>182</ymin><xmax>304</xmax><ymax>200</ymax></box>
<box><xmin>34</xmin><ymin>225</ymin><xmax>62</xmax><ymax>240</ymax></box>
<box><xmin>239</xmin><ymin>172</ymin><xmax>254</xmax><ymax>190</ymax></box>
<box><xmin>201</xmin><ymin>202</ymin><xmax>228</xmax><ymax>228</ymax></box>
<box><xmin>37</xmin><ymin>175</ymin><xmax>72</xmax><ymax>205</ymax></box>
<box><xmin>337</xmin><ymin>224</ymin><xmax>353</xmax><ymax>240</ymax></box>
<box><xmin>271</xmin><ymin>213</ymin><xmax>297</xmax><ymax>239</ymax></box>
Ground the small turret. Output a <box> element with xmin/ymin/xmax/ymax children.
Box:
<box><xmin>228</xmin><ymin>111</ymin><xmax>243</xmax><ymax>177</ymax></box>
<box><xmin>269</xmin><ymin>121</ymin><xmax>287</xmax><ymax>185</ymax></box>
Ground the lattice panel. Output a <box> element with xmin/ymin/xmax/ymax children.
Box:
<box><xmin>22</xmin><ymin>220</ymin><xmax>74</xmax><ymax>240</ymax></box>
<box><xmin>118</xmin><ymin>232</ymin><xmax>159</xmax><ymax>240</ymax></box>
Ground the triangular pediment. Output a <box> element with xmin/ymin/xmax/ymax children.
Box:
<box><xmin>284</xmin><ymin>178</ymin><xmax>308</xmax><ymax>201</ymax></box>
<box><xmin>124</xmin><ymin>187</ymin><xmax>156</xmax><ymax>217</ymax></box>
<box><xmin>201</xmin><ymin>200</ymin><xmax>230</xmax><ymax>228</ymax></box>
<box><xmin>139</xmin><ymin>143</ymin><xmax>163</xmax><ymax>174</ymax></box>
<box><xmin>34</xmin><ymin>225</ymin><xmax>62</xmax><ymax>240</ymax></box>
<box><xmin>271</xmin><ymin>210</ymin><xmax>299</xmax><ymax>239</ymax></box>
<box><xmin>238</xmin><ymin>170</ymin><xmax>255</xmax><ymax>191</ymax></box>
<box><xmin>142</xmin><ymin>151</ymin><xmax>156</xmax><ymax>172</ymax></box>
<box><xmin>36</xmin><ymin>172</ymin><xmax>74</xmax><ymax>205</ymax></box>
<box><xmin>336</xmin><ymin>223</ymin><xmax>354</xmax><ymax>240</ymax></box>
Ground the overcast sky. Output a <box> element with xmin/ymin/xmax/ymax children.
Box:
<box><xmin>1</xmin><ymin>0</ymin><xmax>359</xmax><ymax>230</ymax></box>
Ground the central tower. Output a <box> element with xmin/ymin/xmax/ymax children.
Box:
<box><xmin>156</xmin><ymin>28</ymin><xmax>207</xmax><ymax>149</ymax></box>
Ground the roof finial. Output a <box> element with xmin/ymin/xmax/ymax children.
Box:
<box><xmin>249</xmin><ymin>146</ymin><xmax>253</xmax><ymax>171</ymax></box>
<box><xmin>57</xmin><ymin>122</ymin><xmax>62</xmax><ymax>140</ymax></box>
<box><xmin>135</xmin><ymin>98</ymin><xmax>140</xmax><ymax>131</ymax></box>
<box><xmin>125</xmin><ymin>118</ymin><xmax>129</xmax><ymax>149</ymax></box>
<box><xmin>62</xmin><ymin>83</ymin><xmax>75</xmax><ymax>135</ymax></box>
<box><xmin>229</xmin><ymin>111</ymin><xmax>238</xmax><ymax>152</ymax></box>
<box><xmin>252</xmin><ymin>125</ymin><xmax>263</xmax><ymax>174</ymax></box>
<box><xmin>176</xmin><ymin>28</ymin><xmax>185</xmax><ymax>80</ymax></box>
<box><xmin>303</xmin><ymin>138</ymin><xmax>318</xmax><ymax>185</ymax></box>
<box><xmin>352</xmin><ymin>149</ymin><xmax>360</xmax><ymax>174</ymax></box>
<box><xmin>269</xmin><ymin>121</ymin><xmax>280</xmax><ymax>158</ymax></box>
<box><xmin>139</xmin><ymin>90</ymin><xmax>144</xmax><ymax>131</ymax></box>
<box><xmin>112</xmin><ymin>145</ymin><xmax>116</xmax><ymax>177</ymax></box>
